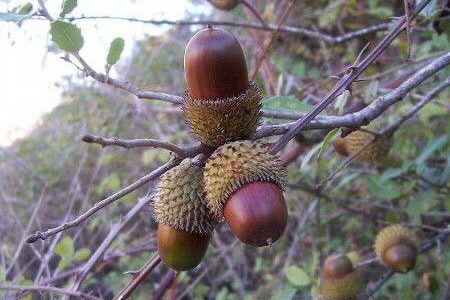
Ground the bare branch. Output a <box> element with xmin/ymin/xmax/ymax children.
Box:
<box><xmin>152</xmin><ymin>270</ymin><xmax>177</xmax><ymax>300</ymax></box>
<box><xmin>26</xmin><ymin>158</ymin><xmax>180</xmax><ymax>243</ymax></box>
<box><xmin>54</xmin><ymin>16</ymin><xmax>389</xmax><ymax>44</ymax></box>
<box><xmin>0</xmin><ymin>284</ymin><xmax>100</xmax><ymax>300</ymax></box>
<box><xmin>113</xmin><ymin>254</ymin><xmax>161</xmax><ymax>300</ymax></box>
<box><xmin>269</xmin><ymin>0</ymin><xmax>435</xmax><ymax>154</ymax></box>
<box><xmin>82</xmin><ymin>134</ymin><xmax>205</xmax><ymax>157</ymax></box>
<box><xmin>384</xmin><ymin>76</ymin><xmax>450</xmax><ymax>135</ymax></box>
<box><xmin>252</xmin><ymin>52</ymin><xmax>450</xmax><ymax>139</ymax></box>
<box><xmin>69</xmin><ymin>195</ymin><xmax>157</xmax><ymax>292</ymax></box>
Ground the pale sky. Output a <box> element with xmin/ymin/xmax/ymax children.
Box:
<box><xmin>0</xmin><ymin>0</ymin><xmax>207</xmax><ymax>146</ymax></box>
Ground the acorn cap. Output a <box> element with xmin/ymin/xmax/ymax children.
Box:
<box><xmin>346</xmin><ymin>130</ymin><xmax>392</xmax><ymax>162</ymax></box>
<box><xmin>208</xmin><ymin>0</ymin><xmax>239</xmax><ymax>10</ymax></box>
<box><xmin>320</xmin><ymin>254</ymin><xmax>363</xmax><ymax>300</ymax></box>
<box><xmin>153</xmin><ymin>158</ymin><xmax>217</xmax><ymax>235</ymax></box>
<box><xmin>374</xmin><ymin>224</ymin><xmax>419</xmax><ymax>272</ymax></box>
<box><xmin>320</xmin><ymin>271</ymin><xmax>363</xmax><ymax>300</ymax></box>
<box><xmin>204</xmin><ymin>140</ymin><xmax>287</xmax><ymax>220</ymax></box>
<box><xmin>183</xmin><ymin>83</ymin><xmax>261</xmax><ymax>146</ymax></box>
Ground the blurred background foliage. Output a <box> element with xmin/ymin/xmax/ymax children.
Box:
<box><xmin>0</xmin><ymin>0</ymin><xmax>449</xmax><ymax>299</ymax></box>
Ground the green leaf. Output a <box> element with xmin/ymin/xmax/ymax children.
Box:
<box><xmin>60</xmin><ymin>0</ymin><xmax>77</xmax><ymax>17</ymax></box>
<box><xmin>74</xmin><ymin>248</ymin><xmax>91</xmax><ymax>262</ymax></box>
<box><xmin>334</xmin><ymin>90</ymin><xmax>350</xmax><ymax>114</ymax></box>
<box><xmin>379</xmin><ymin>162</ymin><xmax>412</xmax><ymax>182</ymax></box>
<box><xmin>285</xmin><ymin>266</ymin><xmax>311</xmax><ymax>287</ymax></box>
<box><xmin>363</xmin><ymin>175</ymin><xmax>401</xmax><ymax>200</ymax></box>
<box><xmin>107</xmin><ymin>37</ymin><xmax>125</xmax><ymax>66</ymax></box>
<box><xmin>193</xmin><ymin>284</ymin><xmax>209</xmax><ymax>300</ymax></box>
<box><xmin>335</xmin><ymin>172</ymin><xmax>360</xmax><ymax>189</ymax></box>
<box><xmin>0</xmin><ymin>12</ymin><xmax>30</xmax><ymax>23</ymax></box>
<box><xmin>385</xmin><ymin>211</ymin><xmax>398</xmax><ymax>224</ymax></box>
<box><xmin>50</xmin><ymin>20</ymin><xmax>84</xmax><ymax>53</ymax></box>
<box><xmin>415</xmin><ymin>136</ymin><xmax>447</xmax><ymax>166</ymax></box>
<box><xmin>271</xmin><ymin>285</ymin><xmax>297</xmax><ymax>300</ymax></box>
<box><xmin>300</xmin><ymin>143</ymin><xmax>322</xmax><ymax>170</ymax></box>
<box><xmin>57</xmin><ymin>256</ymin><xmax>72</xmax><ymax>271</ymax></box>
<box><xmin>18</xmin><ymin>3</ymin><xmax>33</xmax><ymax>15</ymax></box>
<box><xmin>318</xmin><ymin>128</ymin><xmax>339</xmax><ymax>160</ymax></box>
<box><xmin>96</xmin><ymin>172</ymin><xmax>121</xmax><ymax>194</ymax></box>
<box><xmin>419</xmin><ymin>0</ymin><xmax>438</xmax><ymax>17</ymax></box>
<box><xmin>262</xmin><ymin>96</ymin><xmax>313</xmax><ymax>114</ymax></box>
<box><xmin>55</xmin><ymin>236</ymin><xmax>74</xmax><ymax>257</ymax></box>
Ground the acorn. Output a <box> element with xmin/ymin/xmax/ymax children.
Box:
<box><xmin>374</xmin><ymin>224</ymin><xmax>419</xmax><ymax>273</ymax></box>
<box><xmin>183</xmin><ymin>27</ymin><xmax>261</xmax><ymax>146</ymax></box>
<box><xmin>153</xmin><ymin>159</ymin><xmax>217</xmax><ymax>271</ymax></box>
<box><xmin>208</xmin><ymin>0</ymin><xmax>239</xmax><ymax>11</ymax></box>
<box><xmin>319</xmin><ymin>254</ymin><xmax>363</xmax><ymax>300</ymax></box>
<box><xmin>204</xmin><ymin>140</ymin><xmax>287</xmax><ymax>246</ymax></box>
<box><xmin>345</xmin><ymin>130</ymin><xmax>392</xmax><ymax>162</ymax></box>
<box><xmin>332</xmin><ymin>137</ymin><xmax>349</xmax><ymax>157</ymax></box>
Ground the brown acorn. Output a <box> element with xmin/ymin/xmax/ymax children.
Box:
<box><xmin>153</xmin><ymin>159</ymin><xmax>217</xmax><ymax>271</ymax></box>
<box><xmin>374</xmin><ymin>224</ymin><xmax>419</xmax><ymax>273</ymax></box>
<box><xmin>333</xmin><ymin>137</ymin><xmax>349</xmax><ymax>157</ymax></box>
<box><xmin>204</xmin><ymin>141</ymin><xmax>287</xmax><ymax>246</ymax></box>
<box><xmin>319</xmin><ymin>254</ymin><xmax>363</xmax><ymax>300</ymax></box>
<box><xmin>183</xmin><ymin>27</ymin><xmax>261</xmax><ymax>146</ymax></box>
<box><xmin>208</xmin><ymin>0</ymin><xmax>239</xmax><ymax>10</ymax></box>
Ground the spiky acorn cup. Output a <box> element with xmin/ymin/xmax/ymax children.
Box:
<box><xmin>345</xmin><ymin>130</ymin><xmax>392</xmax><ymax>162</ymax></box>
<box><xmin>208</xmin><ymin>0</ymin><xmax>239</xmax><ymax>10</ymax></box>
<box><xmin>374</xmin><ymin>224</ymin><xmax>419</xmax><ymax>273</ymax></box>
<box><xmin>183</xmin><ymin>27</ymin><xmax>261</xmax><ymax>146</ymax></box>
<box><xmin>204</xmin><ymin>140</ymin><xmax>287</xmax><ymax>246</ymax></box>
<box><xmin>319</xmin><ymin>254</ymin><xmax>363</xmax><ymax>300</ymax></box>
<box><xmin>153</xmin><ymin>159</ymin><xmax>217</xmax><ymax>271</ymax></box>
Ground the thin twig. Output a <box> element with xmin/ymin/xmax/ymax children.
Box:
<box><xmin>0</xmin><ymin>284</ymin><xmax>100</xmax><ymax>300</ymax></box>
<box><xmin>383</xmin><ymin>76</ymin><xmax>450</xmax><ymax>135</ymax></box>
<box><xmin>82</xmin><ymin>134</ymin><xmax>205</xmax><ymax>157</ymax></box>
<box><xmin>152</xmin><ymin>270</ymin><xmax>177</xmax><ymax>300</ymax></box>
<box><xmin>240</xmin><ymin>0</ymin><xmax>266</xmax><ymax>27</ymax></box>
<box><xmin>113</xmin><ymin>254</ymin><xmax>161</xmax><ymax>300</ymax></box>
<box><xmin>269</xmin><ymin>0</ymin><xmax>434</xmax><ymax>155</ymax></box>
<box><xmin>251</xmin><ymin>0</ymin><xmax>296</xmax><ymax>79</ymax></box>
<box><xmin>49</xmin><ymin>16</ymin><xmax>391</xmax><ymax>44</ymax></box>
<box><xmin>68</xmin><ymin>193</ymin><xmax>157</xmax><ymax>293</ymax></box>
<box><xmin>26</xmin><ymin>157</ymin><xmax>180</xmax><ymax>243</ymax></box>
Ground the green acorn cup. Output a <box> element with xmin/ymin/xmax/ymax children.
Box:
<box><xmin>153</xmin><ymin>159</ymin><xmax>217</xmax><ymax>271</ymax></box>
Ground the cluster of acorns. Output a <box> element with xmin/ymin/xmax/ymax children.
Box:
<box><xmin>153</xmin><ymin>27</ymin><xmax>288</xmax><ymax>271</ymax></box>
<box><xmin>319</xmin><ymin>224</ymin><xmax>419</xmax><ymax>300</ymax></box>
